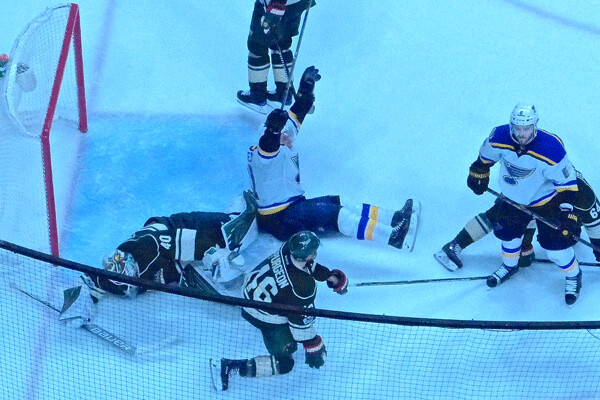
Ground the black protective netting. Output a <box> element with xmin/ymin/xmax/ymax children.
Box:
<box><xmin>1</xmin><ymin>240</ymin><xmax>600</xmax><ymax>400</ymax></box>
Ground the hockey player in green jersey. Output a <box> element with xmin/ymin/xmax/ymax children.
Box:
<box><xmin>57</xmin><ymin>191</ymin><xmax>258</xmax><ymax>328</ymax></box>
<box><xmin>211</xmin><ymin>230</ymin><xmax>347</xmax><ymax>391</ymax></box>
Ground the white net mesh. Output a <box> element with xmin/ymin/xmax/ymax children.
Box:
<box><xmin>0</xmin><ymin>4</ymin><xmax>84</xmax><ymax>253</ymax></box>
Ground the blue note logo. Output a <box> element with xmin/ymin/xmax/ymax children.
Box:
<box><xmin>502</xmin><ymin>160</ymin><xmax>534</xmax><ymax>185</ymax></box>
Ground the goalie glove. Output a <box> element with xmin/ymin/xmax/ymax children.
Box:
<box><xmin>202</xmin><ymin>245</ymin><xmax>244</xmax><ymax>282</ymax></box>
<box><xmin>467</xmin><ymin>160</ymin><xmax>490</xmax><ymax>196</ymax></box>
<box><xmin>303</xmin><ymin>335</ymin><xmax>327</xmax><ymax>369</ymax></box>
<box><xmin>327</xmin><ymin>269</ymin><xmax>348</xmax><ymax>295</ymax></box>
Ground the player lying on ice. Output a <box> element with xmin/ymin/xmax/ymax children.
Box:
<box><xmin>56</xmin><ymin>191</ymin><xmax>259</xmax><ymax>327</ymax></box>
<box><xmin>248</xmin><ymin>65</ymin><xmax>420</xmax><ymax>250</ymax></box>
<box><xmin>210</xmin><ymin>230</ymin><xmax>348</xmax><ymax>391</ymax></box>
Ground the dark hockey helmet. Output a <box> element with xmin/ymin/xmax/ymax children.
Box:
<box><xmin>287</xmin><ymin>230</ymin><xmax>320</xmax><ymax>262</ymax></box>
<box><xmin>265</xmin><ymin>108</ymin><xmax>288</xmax><ymax>134</ymax></box>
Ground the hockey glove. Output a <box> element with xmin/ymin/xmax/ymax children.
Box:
<box><xmin>297</xmin><ymin>66</ymin><xmax>321</xmax><ymax>97</ymax></box>
<box><xmin>557</xmin><ymin>203</ymin><xmax>579</xmax><ymax>237</ymax></box>
<box><xmin>590</xmin><ymin>238</ymin><xmax>600</xmax><ymax>262</ymax></box>
<box><xmin>265</xmin><ymin>108</ymin><xmax>288</xmax><ymax>134</ymax></box>
<box><xmin>467</xmin><ymin>160</ymin><xmax>490</xmax><ymax>196</ymax></box>
<box><xmin>327</xmin><ymin>269</ymin><xmax>348</xmax><ymax>295</ymax></box>
<box><xmin>261</xmin><ymin>1</ymin><xmax>286</xmax><ymax>31</ymax></box>
<box><xmin>303</xmin><ymin>335</ymin><xmax>327</xmax><ymax>369</ymax></box>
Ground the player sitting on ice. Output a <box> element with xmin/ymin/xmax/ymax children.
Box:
<box><xmin>57</xmin><ymin>191</ymin><xmax>258</xmax><ymax>327</ymax></box>
<box><xmin>435</xmin><ymin>170</ymin><xmax>600</xmax><ymax>272</ymax></box>
<box><xmin>211</xmin><ymin>230</ymin><xmax>347</xmax><ymax>391</ymax></box>
<box><xmin>247</xmin><ymin>65</ymin><xmax>420</xmax><ymax>251</ymax></box>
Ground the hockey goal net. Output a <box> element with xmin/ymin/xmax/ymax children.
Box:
<box><xmin>0</xmin><ymin>3</ymin><xmax>87</xmax><ymax>256</ymax></box>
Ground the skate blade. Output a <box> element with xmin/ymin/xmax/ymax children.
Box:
<box><xmin>433</xmin><ymin>251</ymin><xmax>459</xmax><ymax>272</ymax></box>
<box><xmin>265</xmin><ymin>100</ymin><xmax>315</xmax><ymax>114</ymax></box>
<box><xmin>402</xmin><ymin>202</ymin><xmax>420</xmax><ymax>252</ymax></box>
<box><xmin>237</xmin><ymin>98</ymin><xmax>270</xmax><ymax>115</ymax></box>
<box><xmin>209</xmin><ymin>358</ymin><xmax>225</xmax><ymax>392</ymax></box>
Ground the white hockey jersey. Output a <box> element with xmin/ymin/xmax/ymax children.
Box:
<box><xmin>478</xmin><ymin>124</ymin><xmax>578</xmax><ymax>206</ymax></box>
<box><xmin>247</xmin><ymin>116</ymin><xmax>305</xmax><ymax>215</ymax></box>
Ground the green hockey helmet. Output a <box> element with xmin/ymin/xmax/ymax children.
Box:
<box><xmin>287</xmin><ymin>231</ymin><xmax>320</xmax><ymax>261</ymax></box>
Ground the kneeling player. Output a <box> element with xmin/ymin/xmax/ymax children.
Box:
<box><xmin>210</xmin><ymin>231</ymin><xmax>348</xmax><ymax>391</ymax></box>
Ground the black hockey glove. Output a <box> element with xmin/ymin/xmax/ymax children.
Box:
<box><xmin>265</xmin><ymin>108</ymin><xmax>288</xmax><ymax>134</ymax></box>
<box><xmin>467</xmin><ymin>160</ymin><xmax>490</xmax><ymax>196</ymax></box>
<box><xmin>261</xmin><ymin>0</ymin><xmax>285</xmax><ymax>31</ymax></box>
<box><xmin>297</xmin><ymin>66</ymin><xmax>321</xmax><ymax>97</ymax></box>
<box><xmin>327</xmin><ymin>269</ymin><xmax>348</xmax><ymax>295</ymax></box>
<box><xmin>303</xmin><ymin>335</ymin><xmax>327</xmax><ymax>369</ymax></box>
<box><xmin>590</xmin><ymin>238</ymin><xmax>600</xmax><ymax>262</ymax></box>
<box><xmin>557</xmin><ymin>203</ymin><xmax>579</xmax><ymax>238</ymax></box>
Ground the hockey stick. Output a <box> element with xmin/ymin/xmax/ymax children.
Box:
<box><xmin>262</xmin><ymin>0</ymin><xmax>312</xmax><ymax>110</ymax></box>
<box><xmin>281</xmin><ymin>1</ymin><xmax>312</xmax><ymax>109</ymax></box>
<box><xmin>10</xmin><ymin>281</ymin><xmax>138</xmax><ymax>355</ymax></box>
<box><xmin>486</xmin><ymin>188</ymin><xmax>600</xmax><ymax>253</ymax></box>
<box><xmin>534</xmin><ymin>258</ymin><xmax>600</xmax><ymax>267</ymax></box>
<box><xmin>350</xmin><ymin>275</ymin><xmax>488</xmax><ymax>288</ymax></box>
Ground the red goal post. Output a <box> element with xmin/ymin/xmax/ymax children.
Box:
<box><xmin>0</xmin><ymin>3</ymin><xmax>87</xmax><ymax>256</ymax></box>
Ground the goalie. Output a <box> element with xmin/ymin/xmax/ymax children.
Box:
<box><xmin>58</xmin><ymin>191</ymin><xmax>258</xmax><ymax>327</ymax></box>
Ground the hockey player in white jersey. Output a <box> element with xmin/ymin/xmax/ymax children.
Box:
<box><xmin>247</xmin><ymin>66</ymin><xmax>420</xmax><ymax>251</ymax></box>
<box><xmin>435</xmin><ymin>170</ymin><xmax>600</xmax><ymax>272</ymax></box>
<box><xmin>466</xmin><ymin>103</ymin><xmax>582</xmax><ymax>304</ymax></box>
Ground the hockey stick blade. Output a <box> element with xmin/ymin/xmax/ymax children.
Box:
<box><xmin>351</xmin><ymin>276</ymin><xmax>488</xmax><ymax>287</ymax></box>
<box><xmin>10</xmin><ymin>281</ymin><xmax>138</xmax><ymax>355</ymax></box>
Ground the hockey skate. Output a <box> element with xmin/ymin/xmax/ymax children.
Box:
<box><xmin>486</xmin><ymin>265</ymin><xmax>519</xmax><ymax>288</ymax></box>
<box><xmin>266</xmin><ymin>88</ymin><xmax>293</xmax><ymax>108</ymax></box>
<box><xmin>565</xmin><ymin>270</ymin><xmax>582</xmax><ymax>305</ymax></box>
<box><xmin>434</xmin><ymin>240</ymin><xmax>463</xmax><ymax>272</ymax></box>
<box><xmin>210</xmin><ymin>358</ymin><xmax>244</xmax><ymax>391</ymax></box>
<box><xmin>388</xmin><ymin>199</ymin><xmax>420</xmax><ymax>252</ymax></box>
<box><xmin>237</xmin><ymin>90</ymin><xmax>269</xmax><ymax>115</ymax></box>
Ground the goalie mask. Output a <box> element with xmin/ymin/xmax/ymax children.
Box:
<box><xmin>509</xmin><ymin>103</ymin><xmax>538</xmax><ymax>146</ymax></box>
<box><xmin>92</xmin><ymin>250</ymin><xmax>140</xmax><ymax>297</ymax></box>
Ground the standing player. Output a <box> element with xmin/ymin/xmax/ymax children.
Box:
<box><xmin>464</xmin><ymin>103</ymin><xmax>582</xmax><ymax>304</ymax></box>
<box><xmin>210</xmin><ymin>230</ymin><xmax>347</xmax><ymax>391</ymax></box>
<box><xmin>247</xmin><ymin>65</ymin><xmax>420</xmax><ymax>251</ymax></box>
<box><xmin>237</xmin><ymin>0</ymin><xmax>314</xmax><ymax>113</ymax></box>
<box><xmin>435</xmin><ymin>171</ymin><xmax>600</xmax><ymax>271</ymax></box>
<box><xmin>57</xmin><ymin>191</ymin><xmax>258</xmax><ymax>327</ymax></box>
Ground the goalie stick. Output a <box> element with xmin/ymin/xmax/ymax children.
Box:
<box><xmin>10</xmin><ymin>281</ymin><xmax>177</xmax><ymax>356</ymax></box>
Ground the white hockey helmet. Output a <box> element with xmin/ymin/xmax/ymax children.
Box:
<box><xmin>509</xmin><ymin>103</ymin><xmax>539</xmax><ymax>145</ymax></box>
